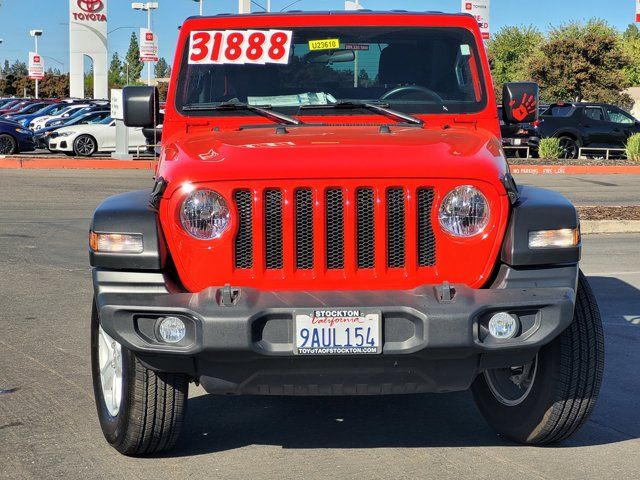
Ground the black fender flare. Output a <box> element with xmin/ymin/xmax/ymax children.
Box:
<box><xmin>89</xmin><ymin>189</ymin><xmax>166</xmax><ymax>270</ymax></box>
<box><xmin>501</xmin><ymin>185</ymin><xmax>580</xmax><ymax>267</ymax></box>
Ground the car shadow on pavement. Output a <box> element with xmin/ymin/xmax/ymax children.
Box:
<box><xmin>161</xmin><ymin>275</ymin><xmax>639</xmax><ymax>458</ymax></box>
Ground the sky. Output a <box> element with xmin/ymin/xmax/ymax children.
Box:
<box><xmin>0</xmin><ymin>0</ymin><xmax>638</xmax><ymax>75</ymax></box>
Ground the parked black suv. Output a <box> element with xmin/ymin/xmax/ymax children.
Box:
<box><xmin>538</xmin><ymin>102</ymin><xmax>640</xmax><ymax>158</ymax></box>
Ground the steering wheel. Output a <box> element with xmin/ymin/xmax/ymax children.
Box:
<box><xmin>380</xmin><ymin>85</ymin><xmax>444</xmax><ymax>103</ymax></box>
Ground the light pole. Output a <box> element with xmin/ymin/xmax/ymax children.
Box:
<box><xmin>30</xmin><ymin>29</ymin><xmax>43</xmax><ymax>99</ymax></box>
<box><xmin>123</xmin><ymin>60</ymin><xmax>130</xmax><ymax>85</ymax></box>
<box><xmin>192</xmin><ymin>0</ymin><xmax>203</xmax><ymax>15</ymax></box>
<box><xmin>131</xmin><ymin>2</ymin><xmax>158</xmax><ymax>86</ymax></box>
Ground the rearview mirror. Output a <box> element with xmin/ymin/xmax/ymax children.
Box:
<box><xmin>306</xmin><ymin>49</ymin><xmax>355</xmax><ymax>64</ymax></box>
<box><xmin>123</xmin><ymin>86</ymin><xmax>160</xmax><ymax>128</ymax></box>
<box><xmin>502</xmin><ymin>82</ymin><xmax>539</xmax><ymax>124</ymax></box>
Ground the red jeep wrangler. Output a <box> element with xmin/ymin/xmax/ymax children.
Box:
<box><xmin>89</xmin><ymin>11</ymin><xmax>604</xmax><ymax>455</ymax></box>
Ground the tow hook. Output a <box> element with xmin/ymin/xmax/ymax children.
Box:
<box><xmin>219</xmin><ymin>284</ymin><xmax>240</xmax><ymax>306</ymax></box>
<box><xmin>438</xmin><ymin>281</ymin><xmax>456</xmax><ymax>303</ymax></box>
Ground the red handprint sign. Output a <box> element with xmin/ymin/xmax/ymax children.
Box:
<box><xmin>509</xmin><ymin>93</ymin><xmax>537</xmax><ymax>122</ymax></box>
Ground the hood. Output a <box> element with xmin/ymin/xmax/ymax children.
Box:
<box><xmin>160</xmin><ymin>125</ymin><xmax>508</xmax><ymax>196</ymax></box>
<box><xmin>56</xmin><ymin>124</ymin><xmax>109</xmax><ymax>134</ymax></box>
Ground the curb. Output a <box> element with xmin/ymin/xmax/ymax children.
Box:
<box><xmin>0</xmin><ymin>157</ymin><xmax>157</xmax><ymax>170</ymax></box>
<box><xmin>581</xmin><ymin>220</ymin><xmax>640</xmax><ymax>234</ymax></box>
<box><xmin>510</xmin><ymin>165</ymin><xmax>640</xmax><ymax>175</ymax></box>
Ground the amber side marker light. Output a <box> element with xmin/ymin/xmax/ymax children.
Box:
<box><xmin>89</xmin><ymin>231</ymin><xmax>144</xmax><ymax>254</ymax></box>
<box><xmin>528</xmin><ymin>228</ymin><xmax>580</xmax><ymax>249</ymax></box>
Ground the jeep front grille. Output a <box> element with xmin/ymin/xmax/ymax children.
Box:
<box><xmin>234</xmin><ymin>184</ymin><xmax>436</xmax><ymax>273</ymax></box>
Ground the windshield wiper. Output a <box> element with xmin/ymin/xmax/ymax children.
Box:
<box><xmin>301</xmin><ymin>101</ymin><xmax>423</xmax><ymax>126</ymax></box>
<box><xmin>182</xmin><ymin>102</ymin><xmax>303</xmax><ymax>126</ymax></box>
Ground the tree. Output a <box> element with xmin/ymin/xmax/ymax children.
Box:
<box><xmin>622</xmin><ymin>24</ymin><xmax>640</xmax><ymax>87</ymax></box>
<box><xmin>157</xmin><ymin>81</ymin><xmax>169</xmax><ymax>101</ymax></box>
<box><xmin>109</xmin><ymin>52</ymin><xmax>124</xmax><ymax>88</ymax></box>
<box><xmin>125</xmin><ymin>32</ymin><xmax>144</xmax><ymax>84</ymax></box>
<box><xmin>623</xmin><ymin>23</ymin><xmax>640</xmax><ymax>41</ymax></box>
<box><xmin>40</xmin><ymin>74</ymin><xmax>70</xmax><ymax>98</ymax></box>
<box><xmin>10</xmin><ymin>59</ymin><xmax>28</xmax><ymax>77</ymax></box>
<box><xmin>528</xmin><ymin>19</ymin><xmax>632</xmax><ymax>106</ymax></box>
<box><xmin>487</xmin><ymin>25</ymin><xmax>543</xmax><ymax>99</ymax></box>
<box><xmin>154</xmin><ymin>57</ymin><xmax>171</xmax><ymax>78</ymax></box>
<box><xmin>12</xmin><ymin>76</ymin><xmax>34</xmax><ymax>97</ymax></box>
<box><xmin>84</xmin><ymin>73</ymin><xmax>94</xmax><ymax>98</ymax></box>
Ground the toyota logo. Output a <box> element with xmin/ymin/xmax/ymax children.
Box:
<box><xmin>77</xmin><ymin>0</ymin><xmax>104</xmax><ymax>13</ymax></box>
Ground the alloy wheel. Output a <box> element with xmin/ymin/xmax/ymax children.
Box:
<box><xmin>75</xmin><ymin>136</ymin><xmax>96</xmax><ymax>156</ymax></box>
<box><xmin>0</xmin><ymin>135</ymin><xmax>16</xmax><ymax>155</ymax></box>
<box><xmin>558</xmin><ymin>137</ymin><xmax>578</xmax><ymax>159</ymax></box>
<box><xmin>484</xmin><ymin>355</ymin><xmax>538</xmax><ymax>407</ymax></box>
<box><xmin>98</xmin><ymin>325</ymin><xmax>123</xmax><ymax>417</ymax></box>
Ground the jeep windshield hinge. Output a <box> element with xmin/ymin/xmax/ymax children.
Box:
<box><xmin>502</xmin><ymin>173</ymin><xmax>520</xmax><ymax>205</ymax></box>
<box><xmin>148</xmin><ymin>177</ymin><xmax>168</xmax><ymax>211</ymax></box>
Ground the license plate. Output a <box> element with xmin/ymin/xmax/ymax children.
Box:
<box><xmin>294</xmin><ymin>309</ymin><xmax>381</xmax><ymax>355</ymax></box>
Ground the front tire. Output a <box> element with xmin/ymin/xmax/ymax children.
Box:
<box><xmin>0</xmin><ymin>133</ymin><xmax>18</xmax><ymax>155</ymax></box>
<box><xmin>91</xmin><ymin>302</ymin><xmax>189</xmax><ymax>455</ymax></box>
<box><xmin>472</xmin><ymin>271</ymin><xmax>604</xmax><ymax>444</ymax></box>
<box><xmin>558</xmin><ymin>136</ymin><xmax>580</xmax><ymax>159</ymax></box>
<box><xmin>73</xmin><ymin>134</ymin><xmax>97</xmax><ymax>156</ymax></box>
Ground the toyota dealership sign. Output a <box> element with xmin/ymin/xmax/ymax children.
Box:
<box><xmin>462</xmin><ymin>0</ymin><xmax>490</xmax><ymax>40</ymax></box>
<box><xmin>73</xmin><ymin>0</ymin><xmax>107</xmax><ymax>22</ymax></box>
<box><xmin>69</xmin><ymin>0</ymin><xmax>109</xmax><ymax>99</ymax></box>
<box><xmin>28</xmin><ymin>53</ymin><xmax>45</xmax><ymax>80</ymax></box>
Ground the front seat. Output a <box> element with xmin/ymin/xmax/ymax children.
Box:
<box><xmin>378</xmin><ymin>44</ymin><xmax>424</xmax><ymax>88</ymax></box>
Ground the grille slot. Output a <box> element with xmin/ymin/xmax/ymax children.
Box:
<box><xmin>295</xmin><ymin>189</ymin><xmax>314</xmax><ymax>270</ymax></box>
<box><xmin>387</xmin><ymin>188</ymin><xmax>406</xmax><ymax>268</ymax></box>
<box><xmin>326</xmin><ymin>188</ymin><xmax>344</xmax><ymax>269</ymax></box>
<box><xmin>356</xmin><ymin>188</ymin><xmax>375</xmax><ymax>269</ymax></box>
<box><xmin>264</xmin><ymin>189</ymin><xmax>283</xmax><ymax>269</ymax></box>
<box><xmin>417</xmin><ymin>188</ymin><xmax>436</xmax><ymax>267</ymax></box>
<box><xmin>234</xmin><ymin>190</ymin><xmax>253</xmax><ymax>269</ymax></box>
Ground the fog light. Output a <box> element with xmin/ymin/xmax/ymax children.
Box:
<box><xmin>158</xmin><ymin>317</ymin><xmax>186</xmax><ymax>343</ymax></box>
<box><xmin>488</xmin><ymin>312</ymin><xmax>519</xmax><ymax>339</ymax></box>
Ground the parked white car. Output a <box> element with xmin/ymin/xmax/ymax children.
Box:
<box><xmin>29</xmin><ymin>104</ymin><xmax>91</xmax><ymax>131</ymax></box>
<box><xmin>47</xmin><ymin>117</ymin><xmax>147</xmax><ymax>156</ymax></box>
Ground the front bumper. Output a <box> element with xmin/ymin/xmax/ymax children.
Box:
<box><xmin>93</xmin><ymin>265</ymin><xmax>578</xmax><ymax>395</ymax></box>
<box><xmin>47</xmin><ymin>138</ymin><xmax>71</xmax><ymax>151</ymax></box>
<box><xmin>17</xmin><ymin>135</ymin><xmax>37</xmax><ymax>152</ymax></box>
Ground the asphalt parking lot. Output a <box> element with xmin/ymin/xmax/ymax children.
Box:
<box><xmin>0</xmin><ymin>170</ymin><xmax>639</xmax><ymax>480</ymax></box>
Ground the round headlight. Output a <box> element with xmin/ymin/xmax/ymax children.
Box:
<box><xmin>180</xmin><ymin>189</ymin><xmax>230</xmax><ymax>240</ymax></box>
<box><xmin>438</xmin><ymin>185</ymin><xmax>490</xmax><ymax>237</ymax></box>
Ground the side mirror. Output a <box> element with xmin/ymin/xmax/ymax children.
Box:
<box><xmin>502</xmin><ymin>82</ymin><xmax>539</xmax><ymax>124</ymax></box>
<box><xmin>123</xmin><ymin>86</ymin><xmax>159</xmax><ymax>128</ymax></box>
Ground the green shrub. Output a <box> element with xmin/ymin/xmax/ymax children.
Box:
<box><xmin>625</xmin><ymin>133</ymin><xmax>640</xmax><ymax>162</ymax></box>
<box><xmin>538</xmin><ymin>137</ymin><xmax>564</xmax><ymax>159</ymax></box>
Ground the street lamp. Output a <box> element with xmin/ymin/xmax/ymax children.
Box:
<box><xmin>131</xmin><ymin>2</ymin><xmax>158</xmax><ymax>86</ymax></box>
<box><xmin>30</xmin><ymin>29</ymin><xmax>43</xmax><ymax>99</ymax></box>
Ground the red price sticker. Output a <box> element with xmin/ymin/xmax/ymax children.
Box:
<box><xmin>188</xmin><ymin>29</ymin><xmax>292</xmax><ymax>65</ymax></box>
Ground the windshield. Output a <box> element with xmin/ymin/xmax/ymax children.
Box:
<box><xmin>177</xmin><ymin>26</ymin><xmax>486</xmax><ymax>117</ymax></box>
